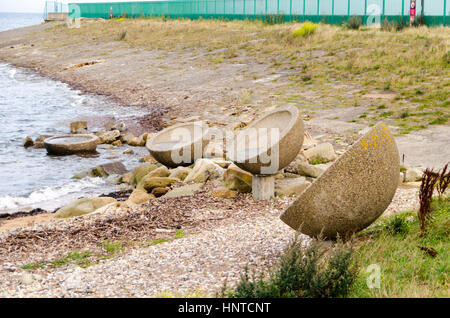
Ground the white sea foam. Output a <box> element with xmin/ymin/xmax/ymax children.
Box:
<box><xmin>0</xmin><ymin>177</ymin><xmax>109</xmax><ymax>212</ymax></box>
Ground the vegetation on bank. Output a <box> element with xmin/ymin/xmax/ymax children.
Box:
<box><xmin>43</xmin><ymin>17</ymin><xmax>449</xmax><ymax>134</ymax></box>
<box><xmin>222</xmin><ymin>196</ymin><xmax>449</xmax><ymax>298</ymax></box>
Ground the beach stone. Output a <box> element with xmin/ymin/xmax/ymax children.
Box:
<box><xmin>229</xmin><ymin>105</ymin><xmax>304</xmax><ymax>175</ymax></box>
<box><xmin>95</xmin><ymin>130</ymin><xmax>120</xmax><ymax>144</ymax></box>
<box><xmin>168</xmin><ymin>166</ymin><xmax>192</xmax><ymax>181</ymax></box>
<box><xmin>280</xmin><ymin>122</ymin><xmax>400</xmax><ymax>239</ymax></box>
<box><xmin>91</xmin><ymin>197</ymin><xmax>117</xmax><ymax>210</ymax></box>
<box><xmin>70</xmin><ymin>121</ymin><xmax>87</xmax><ymax>134</ymax></box>
<box><xmin>120</xmin><ymin>132</ymin><xmax>136</xmax><ymax>144</ymax></box>
<box><xmin>139</xmin><ymin>155</ymin><xmax>158</xmax><ymax>163</ymax></box>
<box><xmin>404</xmin><ymin>167</ymin><xmax>423</xmax><ymax>182</ymax></box>
<box><xmin>212</xmin><ymin>189</ymin><xmax>238</xmax><ymax>198</ymax></box>
<box><xmin>32</xmin><ymin>135</ymin><xmax>51</xmax><ymax>149</ymax></box>
<box><xmin>275</xmin><ymin>177</ymin><xmax>311</xmax><ymax>196</ymax></box>
<box><xmin>128</xmin><ymin>136</ymin><xmax>146</xmax><ymax>147</ymax></box>
<box><xmin>143</xmin><ymin>166</ymin><xmax>170</xmax><ymax>179</ymax></box>
<box><xmin>22</xmin><ymin>136</ymin><xmax>34</xmax><ymax>148</ymax></box>
<box><xmin>296</xmin><ymin>162</ymin><xmax>330</xmax><ymax>178</ymax></box>
<box><xmin>137</xmin><ymin>177</ymin><xmax>179</xmax><ymax>192</ymax></box>
<box><xmin>21</xmin><ymin>273</ymin><xmax>34</xmax><ymax>285</ymax></box>
<box><xmin>54</xmin><ymin>198</ymin><xmax>94</xmax><ymax>218</ymax></box>
<box><xmin>304</xmin><ymin>142</ymin><xmax>337</xmax><ymax>163</ymax></box>
<box><xmin>223</xmin><ymin>163</ymin><xmax>253</xmax><ymax>193</ymax></box>
<box><xmin>112</xmin><ymin>140</ymin><xmax>122</xmax><ymax>147</ymax></box>
<box><xmin>89</xmin><ymin>162</ymin><xmax>127</xmax><ymax>178</ymax></box>
<box><xmin>163</xmin><ymin>183</ymin><xmax>204</xmax><ymax>198</ymax></box>
<box><xmin>184</xmin><ymin>159</ymin><xmax>224</xmax><ymax>183</ymax></box>
<box><xmin>126</xmin><ymin>189</ymin><xmax>154</xmax><ymax>205</ymax></box>
<box><xmin>105</xmin><ymin>121</ymin><xmax>126</xmax><ymax>132</ymax></box>
<box><xmin>131</xmin><ymin>163</ymin><xmax>159</xmax><ymax>187</ymax></box>
<box><xmin>121</xmin><ymin>172</ymin><xmax>132</xmax><ymax>184</ymax></box>
<box><xmin>151</xmin><ymin>187</ymin><xmax>169</xmax><ymax>197</ymax></box>
<box><xmin>211</xmin><ymin>158</ymin><xmax>232</xmax><ymax>169</ymax></box>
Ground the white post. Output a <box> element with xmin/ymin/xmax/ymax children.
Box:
<box><xmin>252</xmin><ymin>175</ymin><xmax>275</xmax><ymax>200</ymax></box>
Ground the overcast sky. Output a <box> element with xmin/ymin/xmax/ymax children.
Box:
<box><xmin>0</xmin><ymin>0</ymin><xmax>149</xmax><ymax>13</ymax></box>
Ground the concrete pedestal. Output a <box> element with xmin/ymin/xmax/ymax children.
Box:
<box><xmin>252</xmin><ymin>175</ymin><xmax>275</xmax><ymax>200</ymax></box>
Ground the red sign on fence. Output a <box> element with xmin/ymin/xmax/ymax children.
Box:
<box><xmin>410</xmin><ymin>0</ymin><xmax>416</xmax><ymax>24</ymax></box>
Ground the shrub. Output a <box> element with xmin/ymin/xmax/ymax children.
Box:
<box><xmin>384</xmin><ymin>214</ymin><xmax>411</xmax><ymax>236</ymax></box>
<box><xmin>223</xmin><ymin>238</ymin><xmax>358</xmax><ymax>298</ymax></box>
<box><xmin>346</xmin><ymin>16</ymin><xmax>362</xmax><ymax>30</ymax></box>
<box><xmin>292</xmin><ymin>22</ymin><xmax>319</xmax><ymax>38</ymax></box>
<box><xmin>264</xmin><ymin>14</ymin><xmax>284</xmax><ymax>25</ymax></box>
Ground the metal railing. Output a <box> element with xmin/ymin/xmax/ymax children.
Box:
<box><xmin>44</xmin><ymin>1</ymin><xmax>68</xmax><ymax>20</ymax></box>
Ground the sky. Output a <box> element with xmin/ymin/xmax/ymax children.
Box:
<box><xmin>0</xmin><ymin>0</ymin><xmax>147</xmax><ymax>13</ymax></box>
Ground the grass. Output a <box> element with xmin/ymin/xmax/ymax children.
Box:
<box><xmin>39</xmin><ymin>18</ymin><xmax>449</xmax><ymax>133</ymax></box>
<box><xmin>349</xmin><ymin>197</ymin><xmax>449</xmax><ymax>297</ymax></box>
<box><xmin>309</xmin><ymin>155</ymin><xmax>328</xmax><ymax>165</ymax></box>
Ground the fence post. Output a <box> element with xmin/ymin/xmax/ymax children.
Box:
<box><xmin>303</xmin><ymin>0</ymin><xmax>306</xmax><ymax>21</ymax></box>
<box><xmin>254</xmin><ymin>0</ymin><xmax>256</xmax><ymax>16</ymax></box>
<box><xmin>382</xmin><ymin>0</ymin><xmax>385</xmax><ymax>22</ymax></box>
<box><xmin>265</xmin><ymin>0</ymin><xmax>267</xmax><ymax>15</ymax></box>
<box><xmin>278</xmin><ymin>0</ymin><xmax>280</xmax><ymax>14</ymax></box>
<box><xmin>444</xmin><ymin>0</ymin><xmax>447</xmax><ymax>26</ymax></box>
<box><xmin>317</xmin><ymin>0</ymin><xmax>320</xmax><ymax>19</ymax></box>
<box><xmin>332</xmin><ymin>0</ymin><xmax>335</xmax><ymax>15</ymax></box>
<box><xmin>290</xmin><ymin>0</ymin><xmax>292</xmax><ymax>17</ymax></box>
<box><xmin>243</xmin><ymin>0</ymin><xmax>246</xmax><ymax>16</ymax></box>
<box><xmin>401</xmin><ymin>0</ymin><xmax>404</xmax><ymax>20</ymax></box>
<box><xmin>347</xmin><ymin>0</ymin><xmax>350</xmax><ymax>18</ymax></box>
<box><xmin>233</xmin><ymin>0</ymin><xmax>235</xmax><ymax>15</ymax></box>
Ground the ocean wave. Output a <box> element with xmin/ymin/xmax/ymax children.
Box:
<box><xmin>0</xmin><ymin>177</ymin><xmax>108</xmax><ymax>211</ymax></box>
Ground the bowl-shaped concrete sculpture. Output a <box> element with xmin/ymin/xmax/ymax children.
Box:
<box><xmin>44</xmin><ymin>134</ymin><xmax>99</xmax><ymax>156</ymax></box>
<box><xmin>146</xmin><ymin>122</ymin><xmax>210</xmax><ymax>168</ymax></box>
<box><xmin>229</xmin><ymin>106</ymin><xmax>304</xmax><ymax>175</ymax></box>
<box><xmin>280</xmin><ymin>122</ymin><xmax>400</xmax><ymax>239</ymax></box>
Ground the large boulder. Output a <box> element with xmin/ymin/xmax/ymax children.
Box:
<box><xmin>280</xmin><ymin>122</ymin><xmax>400</xmax><ymax>239</ymax></box>
<box><xmin>54</xmin><ymin>197</ymin><xmax>116</xmax><ymax>218</ymax></box>
<box><xmin>275</xmin><ymin>177</ymin><xmax>311</xmax><ymax>196</ymax></box>
<box><xmin>137</xmin><ymin>177</ymin><xmax>179</xmax><ymax>192</ymax></box>
<box><xmin>168</xmin><ymin>166</ymin><xmax>192</xmax><ymax>181</ymax></box>
<box><xmin>184</xmin><ymin>159</ymin><xmax>224</xmax><ymax>183</ymax></box>
<box><xmin>303</xmin><ymin>142</ymin><xmax>337</xmax><ymax>163</ymax></box>
<box><xmin>223</xmin><ymin>163</ymin><xmax>253</xmax><ymax>193</ymax></box>
<box><xmin>105</xmin><ymin>121</ymin><xmax>126</xmax><ymax>132</ymax></box>
<box><xmin>130</xmin><ymin>163</ymin><xmax>159</xmax><ymax>187</ymax></box>
<box><xmin>95</xmin><ymin>130</ymin><xmax>120</xmax><ymax>144</ymax></box>
<box><xmin>143</xmin><ymin>166</ymin><xmax>170</xmax><ymax>179</ymax></box>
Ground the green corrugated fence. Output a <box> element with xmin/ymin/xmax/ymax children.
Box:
<box><xmin>68</xmin><ymin>0</ymin><xmax>450</xmax><ymax>26</ymax></box>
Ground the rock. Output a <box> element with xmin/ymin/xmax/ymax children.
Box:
<box><xmin>123</xmin><ymin>148</ymin><xmax>134</xmax><ymax>155</ymax></box>
<box><xmin>72</xmin><ymin>171</ymin><xmax>88</xmax><ymax>180</ymax></box>
<box><xmin>21</xmin><ymin>273</ymin><xmax>34</xmax><ymax>285</ymax></box>
<box><xmin>105</xmin><ymin>121</ymin><xmax>126</xmax><ymax>132</ymax></box>
<box><xmin>131</xmin><ymin>163</ymin><xmax>159</xmax><ymax>187</ymax></box>
<box><xmin>280</xmin><ymin>122</ymin><xmax>400</xmax><ymax>239</ymax></box>
<box><xmin>121</xmin><ymin>172</ymin><xmax>132</xmax><ymax>184</ymax></box>
<box><xmin>139</xmin><ymin>155</ymin><xmax>158</xmax><ymax>163</ymax></box>
<box><xmin>95</xmin><ymin>130</ymin><xmax>120</xmax><ymax>144</ymax></box>
<box><xmin>211</xmin><ymin>158</ymin><xmax>232</xmax><ymax>169</ymax></box>
<box><xmin>163</xmin><ymin>183</ymin><xmax>204</xmax><ymax>198</ymax></box>
<box><xmin>120</xmin><ymin>132</ymin><xmax>136</xmax><ymax>144</ymax></box>
<box><xmin>128</xmin><ymin>136</ymin><xmax>146</xmax><ymax>147</ymax></box>
<box><xmin>304</xmin><ymin>142</ymin><xmax>337</xmax><ymax>163</ymax></box>
<box><xmin>212</xmin><ymin>189</ymin><xmax>238</xmax><ymax>198</ymax></box>
<box><xmin>112</xmin><ymin>140</ymin><xmax>122</xmax><ymax>147</ymax></box>
<box><xmin>54</xmin><ymin>198</ymin><xmax>94</xmax><ymax>218</ymax></box>
<box><xmin>89</xmin><ymin>162</ymin><xmax>127</xmax><ymax>178</ymax></box>
<box><xmin>137</xmin><ymin>177</ymin><xmax>179</xmax><ymax>192</ymax></box>
<box><xmin>143</xmin><ymin>166</ymin><xmax>170</xmax><ymax>179</ymax></box>
<box><xmin>70</xmin><ymin>121</ymin><xmax>87</xmax><ymax>134</ymax></box>
<box><xmin>275</xmin><ymin>177</ymin><xmax>311</xmax><ymax>196</ymax></box>
<box><xmin>151</xmin><ymin>187</ymin><xmax>169</xmax><ymax>197</ymax></box>
<box><xmin>91</xmin><ymin>197</ymin><xmax>116</xmax><ymax>210</ymax></box>
<box><xmin>404</xmin><ymin>167</ymin><xmax>423</xmax><ymax>182</ymax></box>
<box><xmin>223</xmin><ymin>163</ymin><xmax>253</xmax><ymax>193</ymax></box>
<box><xmin>184</xmin><ymin>158</ymin><xmax>224</xmax><ymax>183</ymax></box>
<box><xmin>126</xmin><ymin>189</ymin><xmax>154</xmax><ymax>205</ymax></box>
<box><xmin>32</xmin><ymin>135</ymin><xmax>51</xmax><ymax>149</ymax></box>
<box><xmin>168</xmin><ymin>166</ymin><xmax>192</xmax><ymax>181</ymax></box>
<box><xmin>297</xmin><ymin>162</ymin><xmax>330</xmax><ymax>178</ymax></box>
<box><xmin>22</xmin><ymin>136</ymin><xmax>34</xmax><ymax>148</ymax></box>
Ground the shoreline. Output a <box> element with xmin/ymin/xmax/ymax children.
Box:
<box><xmin>0</xmin><ymin>19</ymin><xmax>447</xmax><ymax>297</ymax></box>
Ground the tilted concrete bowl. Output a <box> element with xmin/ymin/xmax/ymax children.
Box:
<box><xmin>44</xmin><ymin>134</ymin><xmax>99</xmax><ymax>156</ymax></box>
<box><xmin>280</xmin><ymin>122</ymin><xmax>400</xmax><ymax>239</ymax></box>
<box><xmin>146</xmin><ymin>122</ymin><xmax>210</xmax><ymax>168</ymax></box>
<box><xmin>229</xmin><ymin>106</ymin><xmax>304</xmax><ymax>175</ymax></box>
